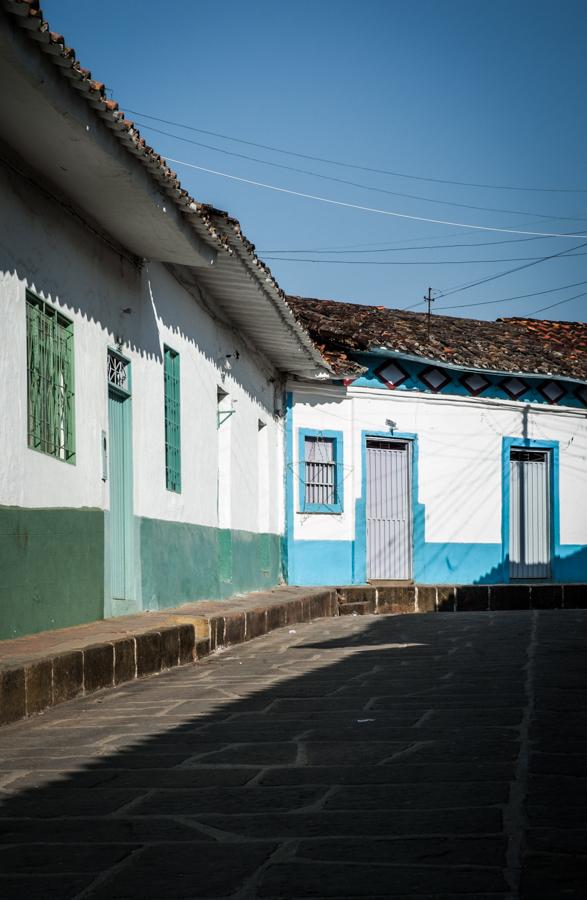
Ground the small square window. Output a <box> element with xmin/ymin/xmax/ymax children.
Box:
<box><xmin>299</xmin><ymin>430</ymin><xmax>343</xmax><ymax>513</ymax></box>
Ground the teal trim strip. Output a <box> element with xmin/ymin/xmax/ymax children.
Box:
<box><xmin>297</xmin><ymin>428</ymin><xmax>344</xmax><ymax>514</ymax></box>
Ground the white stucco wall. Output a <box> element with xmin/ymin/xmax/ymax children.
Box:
<box><xmin>0</xmin><ymin>155</ymin><xmax>283</xmax><ymax>537</ymax></box>
<box><xmin>290</xmin><ymin>383</ymin><xmax>587</xmax><ymax>547</ymax></box>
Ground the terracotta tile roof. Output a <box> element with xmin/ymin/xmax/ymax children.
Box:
<box><xmin>3</xmin><ymin>0</ymin><xmax>329</xmax><ymax>376</ymax></box>
<box><xmin>286</xmin><ymin>296</ymin><xmax>587</xmax><ymax>381</ymax></box>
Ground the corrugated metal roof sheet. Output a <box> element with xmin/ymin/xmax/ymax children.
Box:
<box><xmin>2</xmin><ymin>0</ymin><xmax>330</xmax><ymax>378</ymax></box>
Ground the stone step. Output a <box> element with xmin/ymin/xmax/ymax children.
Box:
<box><xmin>338</xmin><ymin>600</ymin><xmax>375</xmax><ymax>616</ymax></box>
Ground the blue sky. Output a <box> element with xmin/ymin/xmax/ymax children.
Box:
<box><xmin>42</xmin><ymin>0</ymin><xmax>587</xmax><ymax>322</ymax></box>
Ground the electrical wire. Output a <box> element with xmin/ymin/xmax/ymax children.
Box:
<box><xmin>527</xmin><ymin>290</ymin><xmax>587</xmax><ymax>316</ymax></box>
<box><xmin>258</xmin><ymin>235</ymin><xmax>556</xmax><ymax>254</ymax></box>
<box><xmin>165</xmin><ymin>156</ymin><xmax>587</xmax><ymax>239</ymax></box>
<box><xmin>434</xmin><ymin>239</ymin><xmax>587</xmax><ymax>299</ymax></box>
<box><xmin>124</xmin><ymin>107</ymin><xmax>587</xmax><ymax>194</ymax></box>
<box><xmin>435</xmin><ymin>279</ymin><xmax>587</xmax><ymax>311</ymax></box>
<box><xmin>259</xmin><ymin>251</ymin><xmax>587</xmax><ymax>265</ymax></box>
<box><xmin>133</xmin><ymin>120</ymin><xmax>586</xmax><ymax>222</ymax></box>
<box><xmin>259</xmin><ymin>222</ymin><xmax>587</xmax><ymax>252</ymax></box>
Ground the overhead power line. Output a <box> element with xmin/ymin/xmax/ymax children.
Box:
<box><xmin>259</xmin><ymin>251</ymin><xmax>587</xmax><ymax>265</ymax></box>
<box><xmin>125</xmin><ymin>107</ymin><xmax>587</xmax><ymax>194</ymax></box>
<box><xmin>398</xmin><ymin>240</ymin><xmax>587</xmax><ymax>311</ymax></box>
<box><xmin>165</xmin><ymin>156</ymin><xmax>587</xmax><ymax>239</ymax></box>
<box><xmin>528</xmin><ymin>290</ymin><xmax>587</xmax><ymax>316</ymax></box>
<box><xmin>435</xmin><ymin>279</ymin><xmax>587</xmax><ymax>311</ymax></box>
<box><xmin>263</xmin><ymin>223</ymin><xmax>587</xmax><ymax>253</ymax></box>
<box><xmin>133</xmin><ymin>120</ymin><xmax>586</xmax><ymax>222</ymax></box>
<box><xmin>258</xmin><ymin>235</ymin><xmax>555</xmax><ymax>254</ymax></box>
<box><xmin>434</xmin><ymin>239</ymin><xmax>587</xmax><ymax>299</ymax></box>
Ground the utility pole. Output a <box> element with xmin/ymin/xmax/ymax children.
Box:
<box><xmin>425</xmin><ymin>287</ymin><xmax>434</xmax><ymax>339</ymax></box>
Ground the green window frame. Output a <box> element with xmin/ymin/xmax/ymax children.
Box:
<box><xmin>26</xmin><ymin>291</ymin><xmax>75</xmax><ymax>462</ymax></box>
<box><xmin>164</xmin><ymin>346</ymin><xmax>181</xmax><ymax>492</ymax></box>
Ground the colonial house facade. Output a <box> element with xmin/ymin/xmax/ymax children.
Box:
<box><xmin>285</xmin><ymin>298</ymin><xmax>587</xmax><ymax>587</ymax></box>
<box><xmin>1</xmin><ymin>2</ymin><xmax>586</xmax><ymax>644</ymax></box>
<box><xmin>0</xmin><ymin>2</ymin><xmax>329</xmax><ymax>640</ymax></box>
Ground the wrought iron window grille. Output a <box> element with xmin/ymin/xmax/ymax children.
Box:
<box><xmin>26</xmin><ymin>292</ymin><xmax>75</xmax><ymax>463</ymax></box>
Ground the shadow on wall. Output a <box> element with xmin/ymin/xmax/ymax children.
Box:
<box><xmin>0</xmin><ymin>156</ymin><xmax>283</xmax><ymax>639</ymax></box>
<box><xmin>476</xmin><ymin>545</ymin><xmax>587</xmax><ymax>586</ymax></box>
<box><xmin>0</xmin><ymin>612</ymin><xmax>538</xmax><ymax>896</ymax></box>
<box><xmin>289</xmin><ymin>535</ymin><xmax>587</xmax><ymax>589</ymax></box>
<box><xmin>0</xmin><ymin>159</ymin><xmax>276</xmax><ymax>415</ymax></box>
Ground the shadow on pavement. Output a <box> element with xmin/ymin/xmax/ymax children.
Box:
<box><xmin>0</xmin><ymin>610</ymin><xmax>586</xmax><ymax>899</ymax></box>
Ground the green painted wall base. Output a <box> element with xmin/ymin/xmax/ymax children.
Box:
<box><xmin>0</xmin><ymin>506</ymin><xmax>104</xmax><ymax>640</ymax></box>
<box><xmin>140</xmin><ymin>517</ymin><xmax>281</xmax><ymax>610</ymax></box>
<box><xmin>0</xmin><ymin>506</ymin><xmax>282</xmax><ymax>640</ymax></box>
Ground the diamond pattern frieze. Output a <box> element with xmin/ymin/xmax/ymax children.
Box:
<box><xmin>537</xmin><ymin>380</ymin><xmax>566</xmax><ymax>404</ymax></box>
<box><xmin>419</xmin><ymin>366</ymin><xmax>451</xmax><ymax>393</ymax></box>
<box><xmin>460</xmin><ymin>372</ymin><xmax>491</xmax><ymax>396</ymax></box>
<box><xmin>500</xmin><ymin>377</ymin><xmax>528</xmax><ymax>401</ymax></box>
<box><xmin>374</xmin><ymin>360</ymin><xmax>410</xmax><ymax>390</ymax></box>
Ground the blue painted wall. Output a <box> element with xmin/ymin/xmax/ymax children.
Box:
<box><xmin>285</xmin><ymin>393</ymin><xmax>587</xmax><ymax>586</ymax></box>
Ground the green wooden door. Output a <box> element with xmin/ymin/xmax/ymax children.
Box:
<box><xmin>108</xmin><ymin>388</ymin><xmax>133</xmax><ymax>601</ymax></box>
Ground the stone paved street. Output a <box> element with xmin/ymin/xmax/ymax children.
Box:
<box><xmin>0</xmin><ymin>609</ymin><xmax>586</xmax><ymax>899</ymax></box>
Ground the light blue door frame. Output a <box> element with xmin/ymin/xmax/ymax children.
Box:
<box><xmin>354</xmin><ymin>431</ymin><xmax>420</xmax><ymax>583</ymax></box>
<box><xmin>501</xmin><ymin>437</ymin><xmax>559</xmax><ymax>582</ymax></box>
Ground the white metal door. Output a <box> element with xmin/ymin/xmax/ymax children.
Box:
<box><xmin>509</xmin><ymin>449</ymin><xmax>551</xmax><ymax>579</ymax></box>
<box><xmin>366</xmin><ymin>439</ymin><xmax>412</xmax><ymax>580</ymax></box>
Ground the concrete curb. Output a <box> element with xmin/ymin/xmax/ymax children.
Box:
<box><xmin>1</xmin><ymin>582</ymin><xmax>585</xmax><ymax>726</ymax></box>
<box><xmin>0</xmin><ymin>588</ymin><xmax>337</xmax><ymax>726</ymax></box>
<box><xmin>336</xmin><ymin>582</ymin><xmax>587</xmax><ymax>614</ymax></box>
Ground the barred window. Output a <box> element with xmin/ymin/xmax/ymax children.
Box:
<box><xmin>164</xmin><ymin>346</ymin><xmax>181</xmax><ymax>492</ymax></box>
<box><xmin>26</xmin><ymin>293</ymin><xmax>75</xmax><ymax>462</ymax></box>
<box><xmin>304</xmin><ymin>436</ymin><xmax>336</xmax><ymax>506</ymax></box>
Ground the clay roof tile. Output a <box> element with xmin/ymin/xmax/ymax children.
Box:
<box><xmin>286</xmin><ymin>296</ymin><xmax>587</xmax><ymax>380</ymax></box>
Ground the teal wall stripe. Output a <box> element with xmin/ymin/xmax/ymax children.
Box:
<box><xmin>0</xmin><ymin>507</ymin><xmax>104</xmax><ymax>640</ymax></box>
<box><xmin>139</xmin><ymin>517</ymin><xmax>281</xmax><ymax>609</ymax></box>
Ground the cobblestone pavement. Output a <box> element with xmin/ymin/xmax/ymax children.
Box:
<box><xmin>0</xmin><ymin>610</ymin><xmax>586</xmax><ymax>899</ymax></box>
